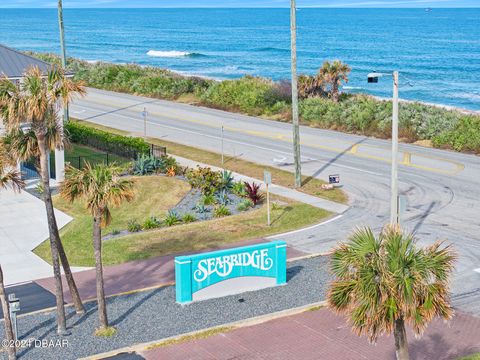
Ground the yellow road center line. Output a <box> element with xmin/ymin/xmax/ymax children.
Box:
<box><xmin>79</xmin><ymin>96</ymin><xmax>464</xmax><ymax>176</ymax></box>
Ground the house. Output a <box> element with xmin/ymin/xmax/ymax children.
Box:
<box><xmin>0</xmin><ymin>44</ymin><xmax>65</xmax><ymax>181</ymax></box>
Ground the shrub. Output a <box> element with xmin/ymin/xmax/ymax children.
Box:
<box><xmin>182</xmin><ymin>213</ymin><xmax>197</xmax><ymax>223</ymax></box>
<box><xmin>237</xmin><ymin>199</ymin><xmax>254</xmax><ymax>212</ymax></box>
<box><xmin>244</xmin><ymin>182</ymin><xmax>264</xmax><ymax>205</ymax></box>
<box><xmin>200</xmin><ymin>76</ymin><xmax>284</xmax><ymax>115</ymax></box>
<box><xmin>66</xmin><ymin>121</ymin><xmax>150</xmax><ymax>158</ymax></box>
<box><xmin>142</xmin><ymin>216</ymin><xmax>162</xmax><ymax>230</ymax></box>
<box><xmin>432</xmin><ymin>115</ymin><xmax>480</xmax><ymax>153</ymax></box>
<box><xmin>186</xmin><ymin>166</ymin><xmax>221</xmax><ymax>195</ymax></box>
<box><xmin>232</xmin><ymin>181</ymin><xmax>247</xmax><ymax>197</ymax></box>
<box><xmin>200</xmin><ymin>193</ymin><xmax>216</xmax><ymax>206</ymax></box>
<box><xmin>164</xmin><ymin>210</ymin><xmax>181</xmax><ymax>226</ymax></box>
<box><xmin>214</xmin><ymin>205</ymin><xmax>231</xmax><ymax>218</ymax></box>
<box><xmin>127</xmin><ymin>219</ymin><xmax>141</xmax><ymax>232</ymax></box>
<box><xmin>111</xmin><ymin>229</ymin><xmax>121</xmax><ymax>235</ymax></box>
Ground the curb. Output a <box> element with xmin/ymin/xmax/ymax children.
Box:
<box><xmin>78</xmin><ymin>300</ymin><xmax>328</xmax><ymax>360</ymax></box>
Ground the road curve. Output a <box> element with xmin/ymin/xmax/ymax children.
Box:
<box><xmin>71</xmin><ymin>87</ymin><xmax>480</xmax><ymax>315</ymax></box>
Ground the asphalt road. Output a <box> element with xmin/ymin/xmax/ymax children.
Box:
<box><xmin>71</xmin><ymin>87</ymin><xmax>480</xmax><ymax>315</ymax></box>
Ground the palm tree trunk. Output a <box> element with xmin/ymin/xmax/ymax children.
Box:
<box><xmin>0</xmin><ymin>265</ymin><xmax>17</xmax><ymax>360</ymax></box>
<box><xmin>394</xmin><ymin>317</ymin><xmax>409</xmax><ymax>360</ymax></box>
<box><xmin>332</xmin><ymin>81</ymin><xmax>339</xmax><ymax>102</ymax></box>
<box><xmin>36</xmin><ymin>132</ymin><xmax>67</xmax><ymax>335</ymax></box>
<box><xmin>93</xmin><ymin>214</ymin><xmax>108</xmax><ymax>329</ymax></box>
<box><xmin>57</xmin><ymin>240</ymin><xmax>85</xmax><ymax>314</ymax></box>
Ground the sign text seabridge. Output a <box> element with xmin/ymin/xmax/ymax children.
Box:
<box><xmin>194</xmin><ymin>249</ymin><xmax>273</xmax><ymax>282</ymax></box>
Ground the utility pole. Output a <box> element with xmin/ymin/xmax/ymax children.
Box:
<box><xmin>56</xmin><ymin>0</ymin><xmax>67</xmax><ymax>182</ymax></box>
<box><xmin>290</xmin><ymin>0</ymin><xmax>302</xmax><ymax>188</ymax></box>
<box><xmin>390</xmin><ymin>71</ymin><xmax>399</xmax><ymax>225</ymax></box>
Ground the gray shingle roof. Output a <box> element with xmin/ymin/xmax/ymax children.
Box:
<box><xmin>0</xmin><ymin>44</ymin><xmax>52</xmax><ymax>79</ymax></box>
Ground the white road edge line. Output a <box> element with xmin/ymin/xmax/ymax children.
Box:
<box><xmin>266</xmin><ymin>214</ymin><xmax>344</xmax><ymax>239</ymax></box>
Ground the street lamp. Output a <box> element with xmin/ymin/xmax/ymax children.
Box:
<box><xmin>367</xmin><ymin>71</ymin><xmax>399</xmax><ymax>225</ymax></box>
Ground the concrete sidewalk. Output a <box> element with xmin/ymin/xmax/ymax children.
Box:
<box><xmin>140</xmin><ymin>308</ymin><xmax>480</xmax><ymax>360</ymax></box>
<box><xmin>173</xmin><ymin>155</ymin><xmax>349</xmax><ymax>214</ymax></box>
<box><xmin>0</xmin><ymin>188</ymin><xmax>72</xmax><ymax>285</ymax></box>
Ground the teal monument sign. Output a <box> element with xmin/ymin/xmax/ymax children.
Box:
<box><xmin>175</xmin><ymin>241</ymin><xmax>287</xmax><ymax>304</ymax></box>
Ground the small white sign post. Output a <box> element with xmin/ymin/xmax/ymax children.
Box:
<box><xmin>264</xmin><ymin>170</ymin><xmax>272</xmax><ymax>226</ymax></box>
<box><xmin>141</xmin><ymin>107</ymin><xmax>148</xmax><ymax>139</ymax></box>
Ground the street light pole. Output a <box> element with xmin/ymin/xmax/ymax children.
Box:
<box><xmin>390</xmin><ymin>71</ymin><xmax>399</xmax><ymax>225</ymax></box>
<box><xmin>290</xmin><ymin>0</ymin><xmax>302</xmax><ymax>188</ymax></box>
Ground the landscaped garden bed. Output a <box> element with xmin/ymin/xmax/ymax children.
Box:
<box><xmin>102</xmin><ymin>155</ymin><xmax>264</xmax><ymax>241</ymax></box>
<box><xmin>34</xmin><ymin>157</ymin><xmax>331</xmax><ymax>266</ymax></box>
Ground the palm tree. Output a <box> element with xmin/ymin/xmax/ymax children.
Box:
<box><xmin>0</xmin><ymin>145</ymin><xmax>24</xmax><ymax>360</ymax></box>
<box><xmin>327</xmin><ymin>225</ymin><xmax>456</xmax><ymax>360</ymax></box>
<box><xmin>2</xmin><ymin>125</ymin><xmax>85</xmax><ymax>316</ymax></box>
<box><xmin>0</xmin><ymin>67</ymin><xmax>86</xmax><ymax>334</ymax></box>
<box><xmin>318</xmin><ymin>60</ymin><xmax>351</xmax><ymax>102</ymax></box>
<box><xmin>60</xmin><ymin>163</ymin><xmax>134</xmax><ymax>330</ymax></box>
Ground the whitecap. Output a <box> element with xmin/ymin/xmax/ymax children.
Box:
<box><xmin>147</xmin><ymin>50</ymin><xmax>193</xmax><ymax>58</ymax></box>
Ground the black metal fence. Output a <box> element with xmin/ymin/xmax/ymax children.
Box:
<box><xmin>151</xmin><ymin>144</ymin><xmax>167</xmax><ymax>158</ymax></box>
<box><xmin>65</xmin><ymin>153</ymin><xmax>111</xmax><ymax>170</ymax></box>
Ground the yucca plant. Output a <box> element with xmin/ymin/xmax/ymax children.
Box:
<box><xmin>214</xmin><ymin>204</ymin><xmax>231</xmax><ymax>218</ymax></box>
<box><xmin>142</xmin><ymin>216</ymin><xmax>162</xmax><ymax>230</ymax></box>
<box><xmin>328</xmin><ymin>225</ymin><xmax>456</xmax><ymax>360</ymax></box>
<box><xmin>244</xmin><ymin>181</ymin><xmax>264</xmax><ymax>205</ymax></box>
<box><xmin>182</xmin><ymin>213</ymin><xmax>197</xmax><ymax>223</ymax></box>
<box><xmin>164</xmin><ymin>210</ymin><xmax>181</xmax><ymax>226</ymax></box>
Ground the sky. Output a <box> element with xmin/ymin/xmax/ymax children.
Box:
<box><xmin>0</xmin><ymin>0</ymin><xmax>479</xmax><ymax>8</ymax></box>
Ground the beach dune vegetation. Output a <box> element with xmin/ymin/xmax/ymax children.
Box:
<box><xmin>32</xmin><ymin>53</ymin><xmax>480</xmax><ymax>154</ymax></box>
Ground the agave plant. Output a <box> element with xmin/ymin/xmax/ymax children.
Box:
<box><xmin>193</xmin><ymin>204</ymin><xmax>211</xmax><ymax>220</ymax></box>
<box><xmin>133</xmin><ymin>154</ymin><xmax>162</xmax><ymax>175</ymax></box>
<box><xmin>215</xmin><ymin>189</ymin><xmax>231</xmax><ymax>206</ymax></box>
<box><xmin>219</xmin><ymin>170</ymin><xmax>234</xmax><ymax>192</ymax></box>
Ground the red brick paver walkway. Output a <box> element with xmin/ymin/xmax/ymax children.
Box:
<box><xmin>35</xmin><ymin>239</ymin><xmax>306</xmax><ymax>303</ymax></box>
<box><xmin>141</xmin><ymin>308</ymin><xmax>480</xmax><ymax>360</ymax></box>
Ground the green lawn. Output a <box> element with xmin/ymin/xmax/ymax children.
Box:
<box><xmin>458</xmin><ymin>354</ymin><xmax>480</xmax><ymax>360</ymax></box>
<box><xmin>72</xmin><ymin>120</ymin><xmax>348</xmax><ymax>204</ymax></box>
<box><xmin>34</xmin><ymin>176</ymin><xmax>191</xmax><ymax>266</ymax></box>
<box><xmin>51</xmin><ymin>143</ymin><xmax>131</xmax><ymax>168</ymax></box>
<box><xmin>34</xmin><ymin>175</ymin><xmax>331</xmax><ymax>266</ymax></box>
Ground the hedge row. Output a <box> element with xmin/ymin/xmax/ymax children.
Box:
<box><xmin>66</xmin><ymin>121</ymin><xmax>150</xmax><ymax>159</ymax></box>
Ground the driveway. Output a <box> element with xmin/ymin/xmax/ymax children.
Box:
<box><xmin>0</xmin><ymin>187</ymin><xmax>72</xmax><ymax>286</ymax></box>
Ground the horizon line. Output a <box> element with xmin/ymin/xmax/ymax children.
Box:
<box><xmin>1</xmin><ymin>6</ymin><xmax>479</xmax><ymax>8</ymax></box>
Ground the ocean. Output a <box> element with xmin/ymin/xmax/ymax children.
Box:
<box><xmin>0</xmin><ymin>8</ymin><xmax>479</xmax><ymax>111</ymax></box>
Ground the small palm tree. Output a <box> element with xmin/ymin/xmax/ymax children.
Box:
<box><xmin>318</xmin><ymin>60</ymin><xmax>351</xmax><ymax>102</ymax></box>
<box><xmin>60</xmin><ymin>163</ymin><xmax>134</xmax><ymax>331</ymax></box>
<box><xmin>0</xmin><ymin>146</ymin><xmax>24</xmax><ymax>360</ymax></box>
<box><xmin>328</xmin><ymin>225</ymin><xmax>456</xmax><ymax>360</ymax></box>
<box><xmin>0</xmin><ymin>67</ymin><xmax>86</xmax><ymax>333</ymax></box>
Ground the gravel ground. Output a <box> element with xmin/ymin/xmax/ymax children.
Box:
<box><xmin>2</xmin><ymin>256</ymin><xmax>332</xmax><ymax>360</ymax></box>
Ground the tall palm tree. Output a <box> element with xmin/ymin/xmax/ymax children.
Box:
<box><xmin>60</xmin><ymin>163</ymin><xmax>134</xmax><ymax>330</ymax></box>
<box><xmin>0</xmin><ymin>145</ymin><xmax>24</xmax><ymax>360</ymax></box>
<box><xmin>318</xmin><ymin>60</ymin><xmax>351</xmax><ymax>102</ymax></box>
<box><xmin>0</xmin><ymin>67</ymin><xmax>86</xmax><ymax>334</ymax></box>
<box><xmin>3</xmin><ymin>125</ymin><xmax>85</xmax><ymax>316</ymax></box>
<box><xmin>327</xmin><ymin>226</ymin><xmax>456</xmax><ymax>360</ymax></box>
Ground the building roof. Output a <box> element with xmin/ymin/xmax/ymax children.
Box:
<box><xmin>0</xmin><ymin>44</ymin><xmax>52</xmax><ymax>80</ymax></box>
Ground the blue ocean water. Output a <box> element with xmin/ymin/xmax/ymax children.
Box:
<box><xmin>0</xmin><ymin>8</ymin><xmax>479</xmax><ymax>110</ymax></box>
